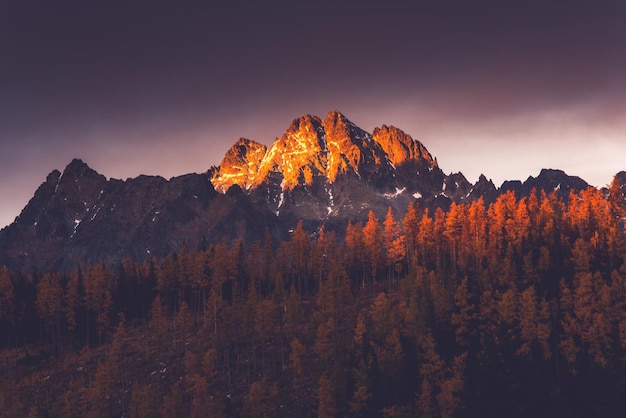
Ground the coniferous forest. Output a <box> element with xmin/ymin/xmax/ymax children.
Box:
<box><xmin>2</xmin><ymin>185</ymin><xmax>626</xmax><ymax>417</ymax></box>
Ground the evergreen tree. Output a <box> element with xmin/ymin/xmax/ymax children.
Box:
<box><xmin>0</xmin><ymin>266</ymin><xmax>15</xmax><ymax>329</ymax></box>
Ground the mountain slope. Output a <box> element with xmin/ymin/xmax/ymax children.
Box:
<box><xmin>210</xmin><ymin>138</ymin><xmax>267</xmax><ymax>193</ymax></box>
<box><xmin>212</xmin><ymin>110</ymin><xmax>446</xmax><ymax>224</ymax></box>
<box><xmin>0</xmin><ymin>160</ymin><xmax>275</xmax><ymax>272</ymax></box>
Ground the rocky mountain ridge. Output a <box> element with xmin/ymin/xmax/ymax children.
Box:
<box><xmin>0</xmin><ymin>159</ymin><xmax>275</xmax><ymax>272</ymax></box>
<box><xmin>211</xmin><ymin>110</ymin><xmax>438</xmax><ymax>193</ymax></box>
<box><xmin>209</xmin><ymin>111</ymin><xmax>446</xmax><ymax>225</ymax></box>
<box><xmin>1</xmin><ymin>110</ymin><xmax>618</xmax><ymax>273</ymax></box>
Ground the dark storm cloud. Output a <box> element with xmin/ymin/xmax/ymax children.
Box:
<box><xmin>1</xmin><ymin>0</ymin><xmax>625</xmax><ymax>226</ymax></box>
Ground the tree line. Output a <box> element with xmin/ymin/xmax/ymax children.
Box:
<box><xmin>0</xmin><ymin>182</ymin><xmax>626</xmax><ymax>417</ymax></box>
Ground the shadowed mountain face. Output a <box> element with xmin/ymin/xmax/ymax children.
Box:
<box><xmin>0</xmin><ymin>159</ymin><xmax>275</xmax><ymax>272</ymax></box>
<box><xmin>1</xmin><ymin>110</ymin><xmax>602</xmax><ymax>273</ymax></box>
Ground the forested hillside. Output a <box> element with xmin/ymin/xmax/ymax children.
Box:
<box><xmin>1</xmin><ymin>184</ymin><xmax>626</xmax><ymax>417</ymax></box>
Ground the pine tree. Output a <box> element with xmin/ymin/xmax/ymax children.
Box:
<box><xmin>284</xmin><ymin>284</ymin><xmax>301</xmax><ymax>334</ymax></box>
<box><xmin>403</xmin><ymin>202</ymin><xmax>421</xmax><ymax>271</ymax></box>
<box><xmin>289</xmin><ymin>337</ymin><xmax>306</xmax><ymax>387</ymax></box>
<box><xmin>160</xmin><ymin>380</ymin><xmax>184</xmax><ymax>418</ymax></box>
<box><xmin>363</xmin><ymin>210</ymin><xmax>382</xmax><ymax>283</ymax></box>
<box><xmin>417</xmin><ymin>209</ymin><xmax>434</xmax><ymax>270</ymax></box>
<box><xmin>291</xmin><ymin>220</ymin><xmax>311</xmax><ymax>295</ymax></box>
<box><xmin>317</xmin><ymin>374</ymin><xmax>337</xmax><ymax>418</ymax></box>
<box><xmin>35</xmin><ymin>272</ymin><xmax>63</xmax><ymax>348</ymax></box>
<box><xmin>129</xmin><ymin>383</ymin><xmax>158</xmax><ymax>418</ymax></box>
<box><xmin>506</xmin><ymin>197</ymin><xmax>531</xmax><ymax>251</ymax></box>
<box><xmin>88</xmin><ymin>315</ymin><xmax>129</xmax><ymax>417</ymax></box>
<box><xmin>384</xmin><ymin>206</ymin><xmax>405</xmax><ymax>286</ymax></box>
<box><xmin>84</xmin><ymin>263</ymin><xmax>113</xmax><ymax>345</ymax></box>
<box><xmin>432</xmin><ymin>208</ymin><xmax>446</xmax><ymax>276</ymax></box>
<box><xmin>436</xmin><ymin>353</ymin><xmax>466</xmax><ymax>418</ymax></box>
<box><xmin>63</xmin><ymin>270</ymin><xmax>81</xmax><ymax>334</ymax></box>
<box><xmin>242</xmin><ymin>377</ymin><xmax>279</xmax><ymax>418</ymax></box>
<box><xmin>516</xmin><ymin>285</ymin><xmax>551</xmax><ymax>360</ymax></box>
<box><xmin>175</xmin><ymin>301</ymin><xmax>192</xmax><ymax>348</ymax></box>
<box><xmin>189</xmin><ymin>373</ymin><xmax>210</xmax><ymax>418</ymax></box>
<box><xmin>350</xmin><ymin>314</ymin><xmax>372</xmax><ymax>417</ymax></box>
<box><xmin>370</xmin><ymin>292</ymin><xmax>391</xmax><ymax>340</ymax></box>
<box><xmin>559</xmin><ymin>278</ymin><xmax>580</xmax><ymax>368</ymax></box>
<box><xmin>315</xmin><ymin>316</ymin><xmax>336</xmax><ymax>365</ymax></box>
<box><xmin>466</xmin><ymin>197</ymin><xmax>487</xmax><ymax>270</ymax></box>
<box><xmin>0</xmin><ymin>266</ymin><xmax>15</xmax><ymax>327</ymax></box>
<box><xmin>345</xmin><ymin>220</ymin><xmax>365</xmax><ymax>288</ymax></box>
<box><xmin>444</xmin><ymin>202</ymin><xmax>464</xmax><ymax>275</ymax></box>
<box><xmin>417</xmin><ymin>331</ymin><xmax>444</xmax><ymax>416</ymax></box>
<box><xmin>451</xmin><ymin>277</ymin><xmax>476</xmax><ymax>348</ymax></box>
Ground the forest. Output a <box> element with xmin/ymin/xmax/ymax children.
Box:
<box><xmin>1</xmin><ymin>183</ymin><xmax>626</xmax><ymax>417</ymax></box>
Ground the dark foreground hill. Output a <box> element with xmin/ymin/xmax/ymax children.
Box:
<box><xmin>1</xmin><ymin>183</ymin><xmax>626</xmax><ymax>417</ymax></box>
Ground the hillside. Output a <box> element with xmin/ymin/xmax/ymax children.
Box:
<box><xmin>1</xmin><ymin>184</ymin><xmax>626</xmax><ymax>416</ymax></box>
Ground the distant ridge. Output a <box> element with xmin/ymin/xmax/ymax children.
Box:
<box><xmin>1</xmin><ymin>110</ymin><xmax>613</xmax><ymax>273</ymax></box>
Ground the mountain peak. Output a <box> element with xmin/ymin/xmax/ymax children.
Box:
<box><xmin>254</xmin><ymin>114</ymin><xmax>327</xmax><ymax>190</ymax></box>
<box><xmin>61</xmin><ymin>158</ymin><xmax>103</xmax><ymax>181</ymax></box>
<box><xmin>284</xmin><ymin>115</ymin><xmax>326</xmax><ymax>152</ymax></box>
<box><xmin>372</xmin><ymin>125</ymin><xmax>436</xmax><ymax>168</ymax></box>
<box><xmin>500</xmin><ymin>168</ymin><xmax>589</xmax><ymax>199</ymax></box>
<box><xmin>324</xmin><ymin>109</ymin><xmax>348</xmax><ymax>123</ymax></box>
<box><xmin>64</xmin><ymin>158</ymin><xmax>89</xmax><ymax>173</ymax></box>
<box><xmin>210</xmin><ymin>110</ymin><xmax>442</xmax><ymax>193</ymax></box>
<box><xmin>47</xmin><ymin>169</ymin><xmax>62</xmax><ymax>184</ymax></box>
<box><xmin>211</xmin><ymin>138</ymin><xmax>267</xmax><ymax>193</ymax></box>
<box><xmin>322</xmin><ymin>110</ymin><xmax>385</xmax><ymax>181</ymax></box>
<box><xmin>285</xmin><ymin>114</ymin><xmax>323</xmax><ymax>134</ymax></box>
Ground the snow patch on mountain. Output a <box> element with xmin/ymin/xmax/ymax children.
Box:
<box><xmin>71</xmin><ymin>218</ymin><xmax>81</xmax><ymax>238</ymax></box>
<box><xmin>384</xmin><ymin>187</ymin><xmax>406</xmax><ymax>198</ymax></box>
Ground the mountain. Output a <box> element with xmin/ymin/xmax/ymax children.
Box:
<box><xmin>211</xmin><ymin>110</ymin><xmax>446</xmax><ymax>228</ymax></box>
<box><xmin>210</xmin><ymin>138</ymin><xmax>267</xmax><ymax>193</ymax></box>
<box><xmin>501</xmin><ymin>168</ymin><xmax>589</xmax><ymax>199</ymax></box>
<box><xmin>0</xmin><ymin>110</ymin><xmax>600</xmax><ymax>273</ymax></box>
<box><xmin>0</xmin><ymin>159</ymin><xmax>275</xmax><ymax>272</ymax></box>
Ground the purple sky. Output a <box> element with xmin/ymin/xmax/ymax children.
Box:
<box><xmin>1</xmin><ymin>0</ymin><xmax>626</xmax><ymax>228</ymax></box>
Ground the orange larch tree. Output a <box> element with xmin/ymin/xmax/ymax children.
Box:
<box><xmin>363</xmin><ymin>210</ymin><xmax>382</xmax><ymax>284</ymax></box>
<box><xmin>444</xmin><ymin>202</ymin><xmax>464</xmax><ymax>278</ymax></box>
<box><xmin>417</xmin><ymin>209</ymin><xmax>434</xmax><ymax>270</ymax></box>
<box><xmin>84</xmin><ymin>263</ymin><xmax>114</xmax><ymax>345</ymax></box>
<box><xmin>35</xmin><ymin>272</ymin><xmax>64</xmax><ymax>348</ymax></box>
<box><xmin>0</xmin><ymin>266</ymin><xmax>15</xmax><ymax>335</ymax></box>
<box><xmin>317</xmin><ymin>373</ymin><xmax>337</xmax><ymax>418</ymax></box>
<box><xmin>403</xmin><ymin>201</ymin><xmax>421</xmax><ymax>272</ymax></box>
<box><xmin>345</xmin><ymin>220</ymin><xmax>367</xmax><ymax>289</ymax></box>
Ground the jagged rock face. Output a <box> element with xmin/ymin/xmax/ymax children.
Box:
<box><xmin>210</xmin><ymin>110</ymin><xmax>437</xmax><ymax>195</ymax></box>
<box><xmin>254</xmin><ymin>115</ymin><xmax>328</xmax><ymax>190</ymax></box>
<box><xmin>0</xmin><ymin>160</ymin><xmax>275</xmax><ymax>272</ymax></box>
<box><xmin>614</xmin><ymin>172</ymin><xmax>626</xmax><ymax>200</ymax></box>
<box><xmin>224</xmin><ymin>110</ymin><xmax>445</xmax><ymax>221</ymax></box>
<box><xmin>372</xmin><ymin>124</ymin><xmax>437</xmax><ymax>168</ymax></box>
<box><xmin>206</xmin><ymin>112</ymin><xmax>596</xmax><ymax>225</ymax></box>
<box><xmin>211</xmin><ymin>138</ymin><xmax>267</xmax><ymax>193</ymax></box>
<box><xmin>322</xmin><ymin>110</ymin><xmax>389</xmax><ymax>182</ymax></box>
<box><xmin>615</xmin><ymin>171</ymin><xmax>626</xmax><ymax>187</ymax></box>
<box><xmin>469</xmin><ymin>174</ymin><xmax>498</xmax><ymax>202</ymax></box>
<box><xmin>607</xmin><ymin>171</ymin><xmax>626</xmax><ymax>208</ymax></box>
<box><xmin>443</xmin><ymin>172</ymin><xmax>474</xmax><ymax>201</ymax></box>
<box><xmin>501</xmin><ymin>168</ymin><xmax>589</xmax><ymax>200</ymax></box>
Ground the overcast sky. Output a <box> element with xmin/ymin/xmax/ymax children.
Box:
<box><xmin>1</xmin><ymin>0</ymin><xmax>625</xmax><ymax>227</ymax></box>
